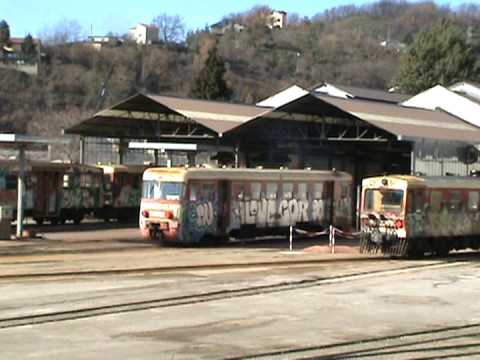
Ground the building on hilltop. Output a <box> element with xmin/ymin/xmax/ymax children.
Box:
<box><xmin>9</xmin><ymin>37</ymin><xmax>41</xmax><ymax>53</ymax></box>
<box><xmin>210</xmin><ymin>19</ymin><xmax>245</xmax><ymax>35</ymax></box>
<box><xmin>268</xmin><ymin>11</ymin><xmax>287</xmax><ymax>29</ymax></box>
<box><xmin>87</xmin><ymin>36</ymin><xmax>123</xmax><ymax>51</ymax></box>
<box><xmin>129</xmin><ymin>23</ymin><xmax>159</xmax><ymax>45</ymax></box>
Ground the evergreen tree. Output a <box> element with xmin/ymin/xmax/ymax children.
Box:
<box><xmin>21</xmin><ymin>34</ymin><xmax>37</xmax><ymax>61</ymax></box>
<box><xmin>0</xmin><ymin>20</ymin><xmax>10</xmax><ymax>46</ymax></box>
<box><xmin>190</xmin><ymin>46</ymin><xmax>232</xmax><ymax>100</ymax></box>
<box><xmin>393</xmin><ymin>20</ymin><xmax>479</xmax><ymax>94</ymax></box>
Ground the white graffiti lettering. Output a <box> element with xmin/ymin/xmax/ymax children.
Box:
<box><xmin>196</xmin><ymin>202</ymin><xmax>213</xmax><ymax>227</ymax></box>
<box><xmin>232</xmin><ymin>198</ymin><xmax>311</xmax><ymax>228</ymax></box>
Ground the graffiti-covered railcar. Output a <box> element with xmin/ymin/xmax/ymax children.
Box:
<box><xmin>360</xmin><ymin>175</ymin><xmax>480</xmax><ymax>257</ymax></box>
<box><xmin>97</xmin><ymin>164</ymin><xmax>147</xmax><ymax>222</ymax></box>
<box><xmin>140</xmin><ymin>167</ymin><xmax>352</xmax><ymax>244</ymax></box>
<box><xmin>0</xmin><ymin>160</ymin><xmax>103</xmax><ymax>225</ymax></box>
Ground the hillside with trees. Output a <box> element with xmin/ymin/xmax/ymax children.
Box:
<box><xmin>0</xmin><ymin>1</ymin><xmax>479</xmax><ymax>152</ymax></box>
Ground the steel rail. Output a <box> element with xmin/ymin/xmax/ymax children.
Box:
<box><xmin>0</xmin><ymin>256</ymin><xmax>381</xmax><ymax>280</ymax></box>
<box><xmin>1</xmin><ymin>251</ymin><xmax>477</xmax><ymax>281</ymax></box>
<box><xmin>0</xmin><ymin>261</ymin><xmax>465</xmax><ymax>329</ymax></box>
<box><xmin>232</xmin><ymin>322</ymin><xmax>480</xmax><ymax>360</ymax></box>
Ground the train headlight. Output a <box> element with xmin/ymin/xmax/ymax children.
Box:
<box><xmin>142</xmin><ymin>210</ymin><xmax>150</xmax><ymax>218</ymax></box>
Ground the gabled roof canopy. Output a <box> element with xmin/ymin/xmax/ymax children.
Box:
<box><xmin>66</xmin><ymin>85</ymin><xmax>480</xmax><ymax>144</ymax></box>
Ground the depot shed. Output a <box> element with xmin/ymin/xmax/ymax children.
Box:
<box><xmin>66</xmin><ymin>85</ymin><xmax>480</xmax><ymax>186</ymax></box>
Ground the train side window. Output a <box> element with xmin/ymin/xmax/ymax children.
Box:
<box><xmin>449</xmin><ymin>191</ymin><xmax>462</xmax><ymax>211</ymax></box>
<box><xmin>202</xmin><ymin>183</ymin><xmax>215</xmax><ymax>201</ymax></box>
<box><xmin>103</xmin><ymin>175</ymin><xmax>112</xmax><ymax>191</ymax></box>
<box><xmin>365</xmin><ymin>190</ymin><xmax>375</xmax><ymax>211</ymax></box>
<box><xmin>468</xmin><ymin>191</ymin><xmax>479</xmax><ymax>211</ymax></box>
<box><xmin>431</xmin><ymin>191</ymin><xmax>442</xmax><ymax>212</ymax></box>
<box><xmin>413</xmin><ymin>191</ymin><xmax>424</xmax><ymax>212</ymax></box>
<box><xmin>189</xmin><ymin>183</ymin><xmax>198</xmax><ymax>201</ymax></box>
<box><xmin>266</xmin><ymin>183</ymin><xmax>277</xmax><ymax>200</ymax></box>
<box><xmin>297</xmin><ymin>183</ymin><xmax>307</xmax><ymax>200</ymax></box>
<box><xmin>313</xmin><ymin>183</ymin><xmax>323</xmax><ymax>199</ymax></box>
<box><xmin>6</xmin><ymin>175</ymin><xmax>16</xmax><ymax>190</ymax></box>
<box><xmin>63</xmin><ymin>174</ymin><xmax>72</xmax><ymax>189</ymax></box>
<box><xmin>232</xmin><ymin>183</ymin><xmax>245</xmax><ymax>200</ymax></box>
<box><xmin>282</xmin><ymin>183</ymin><xmax>293</xmax><ymax>200</ymax></box>
<box><xmin>251</xmin><ymin>182</ymin><xmax>261</xmax><ymax>200</ymax></box>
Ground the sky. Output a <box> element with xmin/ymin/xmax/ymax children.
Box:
<box><xmin>1</xmin><ymin>0</ymin><xmax>471</xmax><ymax>38</ymax></box>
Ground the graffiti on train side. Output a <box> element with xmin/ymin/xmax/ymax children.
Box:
<box><xmin>231</xmin><ymin>198</ymin><xmax>332</xmax><ymax>228</ymax></box>
<box><xmin>186</xmin><ymin>200</ymin><xmax>217</xmax><ymax>229</ymax></box>
<box><xmin>406</xmin><ymin>207</ymin><xmax>479</xmax><ymax>238</ymax></box>
<box><xmin>195</xmin><ymin>201</ymin><xmax>214</xmax><ymax>227</ymax></box>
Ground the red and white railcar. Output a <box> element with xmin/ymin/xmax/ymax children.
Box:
<box><xmin>140</xmin><ymin>167</ymin><xmax>353</xmax><ymax>244</ymax></box>
<box><xmin>360</xmin><ymin>175</ymin><xmax>480</xmax><ymax>257</ymax></box>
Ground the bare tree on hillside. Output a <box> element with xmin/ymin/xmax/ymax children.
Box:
<box><xmin>152</xmin><ymin>13</ymin><xmax>185</xmax><ymax>44</ymax></box>
<box><xmin>39</xmin><ymin>19</ymin><xmax>84</xmax><ymax>44</ymax></box>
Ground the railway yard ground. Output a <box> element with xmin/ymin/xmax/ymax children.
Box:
<box><xmin>1</xmin><ymin>222</ymin><xmax>480</xmax><ymax>359</ymax></box>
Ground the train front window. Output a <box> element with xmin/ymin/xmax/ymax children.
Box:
<box><xmin>364</xmin><ymin>189</ymin><xmax>403</xmax><ymax>212</ymax></box>
<box><xmin>142</xmin><ymin>180</ymin><xmax>184</xmax><ymax>200</ymax></box>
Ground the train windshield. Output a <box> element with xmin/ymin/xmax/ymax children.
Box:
<box><xmin>364</xmin><ymin>189</ymin><xmax>404</xmax><ymax>213</ymax></box>
<box><xmin>142</xmin><ymin>180</ymin><xmax>184</xmax><ymax>200</ymax></box>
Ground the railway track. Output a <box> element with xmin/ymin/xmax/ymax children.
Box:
<box><xmin>0</xmin><ymin>256</ymin><xmax>380</xmax><ymax>280</ymax></box>
<box><xmin>1</xmin><ymin>251</ymin><xmax>477</xmax><ymax>281</ymax></box>
<box><xmin>0</xmin><ymin>261</ymin><xmax>466</xmax><ymax>329</ymax></box>
<box><xmin>235</xmin><ymin>322</ymin><xmax>480</xmax><ymax>359</ymax></box>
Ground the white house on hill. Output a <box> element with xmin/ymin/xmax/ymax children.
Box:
<box><xmin>129</xmin><ymin>23</ymin><xmax>159</xmax><ymax>45</ymax></box>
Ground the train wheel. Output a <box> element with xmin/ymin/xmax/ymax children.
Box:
<box><xmin>34</xmin><ymin>217</ymin><xmax>44</xmax><ymax>225</ymax></box>
<box><xmin>216</xmin><ymin>236</ymin><xmax>230</xmax><ymax>246</ymax></box>
<box><xmin>407</xmin><ymin>240</ymin><xmax>424</xmax><ymax>259</ymax></box>
<box><xmin>73</xmin><ymin>215</ymin><xmax>84</xmax><ymax>225</ymax></box>
<box><xmin>50</xmin><ymin>219</ymin><xmax>58</xmax><ymax>225</ymax></box>
<box><xmin>434</xmin><ymin>238</ymin><xmax>449</xmax><ymax>257</ymax></box>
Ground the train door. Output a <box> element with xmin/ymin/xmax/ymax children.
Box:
<box><xmin>217</xmin><ymin>180</ymin><xmax>229</xmax><ymax>235</ymax></box>
<box><xmin>34</xmin><ymin>171</ymin><xmax>61</xmax><ymax>217</ymax></box>
<box><xmin>325</xmin><ymin>181</ymin><xmax>334</xmax><ymax>226</ymax></box>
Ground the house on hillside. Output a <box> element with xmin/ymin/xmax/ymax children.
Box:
<box><xmin>129</xmin><ymin>23</ymin><xmax>159</xmax><ymax>45</ymax></box>
<box><xmin>379</xmin><ymin>39</ymin><xmax>406</xmax><ymax>52</ymax></box>
<box><xmin>0</xmin><ymin>36</ymin><xmax>41</xmax><ymax>75</ymax></box>
<box><xmin>88</xmin><ymin>36</ymin><xmax>123</xmax><ymax>51</ymax></box>
<box><xmin>9</xmin><ymin>37</ymin><xmax>41</xmax><ymax>53</ymax></box>
<box><xmin>210</xmin><ymin>19</ymin><xmax>245</xmax><ymax>35</ymax></box>
<box><xmin>268</xmin><ymin>11</ymin><xmax>287</xmax><ymax>29</ymax></box>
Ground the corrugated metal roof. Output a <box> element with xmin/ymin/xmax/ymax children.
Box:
<box><xmin>316</xmin><ymin>94</ymin><xmax>480</xmax><ymax>142</ymax></box>
<box><xmin>67</xmin><ymin>93</ymin><xmax>274</xmax><ymax>137</ymax></box>
<box><xmin>147</xmin><ymin>94</ymin><xmax>272</xmax><ymax>134</ymax></box>
<box><xmin>67</xmin><ymin>87</ymin><xmax>480</xmax><ymax>144</ymax></box>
